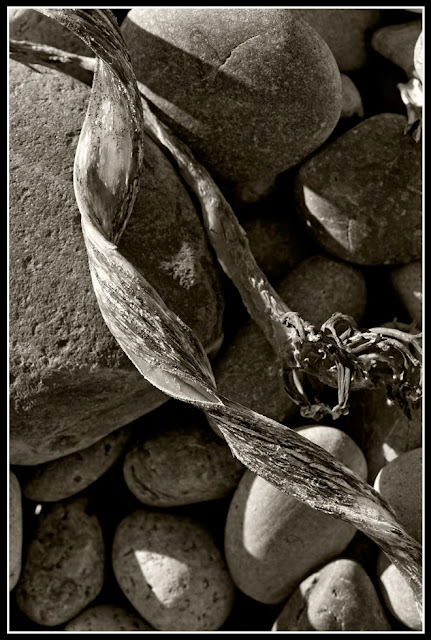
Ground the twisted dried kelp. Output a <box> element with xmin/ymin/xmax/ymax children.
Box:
<box><xmin>20</xmin><ymin>9</ymin><xmax>422</xmax><ymax>615</ymax></box>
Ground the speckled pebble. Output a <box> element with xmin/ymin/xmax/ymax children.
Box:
<box><xmin>273</xmin><ymin>558</ymin><xmax>390</xmax><ymax>631</ymax></box>
<box><xmin>123</xmin><ymin>404</ymin><xmax>244</xmax><ymax>506</ymax></box>
<box><xmin>374</xmin><ymin>448</ymin><xmax>422</xmax><ymax>543</ymax></box>
<box><xmin>295</xmin><ymin>113</ymin><xmax>422</xmax><ymax>266</ymax></box>
<box><xmin>15</xmin><ymin>497</ymin><xmax>105</xmax><ymax>626</ymax></box>
<box><xmin>371</xmin><ymin>21</ymin><xmax>422</xmax><ymax>77</ymax></box>
<box><xmin>340</xmin><ymin>74</ymin><xmax>364</xmax><ymax>120</ymax></box>
<box><xmin>18</xmin><ymin>424</ymin><xmax>133</xmax><ymax>502</ymax></box>
<box><xmin>377</xmin><ymin>552</ymin><xmax>422</xmax><ymax>630</ymax></box>
<box><xmin>390</xmin><ymin>260</ymin><xmax>422</xmax><ymax>329</ymax></box>
<box><xmin>112</xmin><ymin>509</ymin><xmax>235</xmax><ymax>630</ymax></box>
<box><xmin>224</xmin><ymin>426</ymin><xmax>367</xmax><ymax>604</ymax></box>
<box><xmin>64</xmin><ymin>604</ymin><xmax>154</xmax><ymax>631</ymax></box>
<box><xmin>9</xmin><ymin>471</ymin><xmax>23</xmax><ymax>590</ymax></box>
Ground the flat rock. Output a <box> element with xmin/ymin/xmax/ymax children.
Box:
<box><xmin>295</xmin><ymin>9</ymin><xmax>382</xmax><ymax>71</ymax></box>
<box><xmin>122</xmin><ymin>8</ymin><xmax>341</xmax><ymax>204</ymax></box>
<box><xmin>17</xmin><ymin>424</ymin><xmax>133</xmax><ymax>502</ymax></box>
<box><xmin>112</xmin><ymin>509</ymin><xmax>235</xmax><ymax>630</ymax></box>
<box><xmin>295</xmin><ymin>113</ymin><xmax>422</xmax><ymax>265</ymax></box>
<box><xmin>123</xmin><ymin>403</ymin><xmax>244</xmax><ymax>506</ymax></box>
<box><xmin>9</xmin><ymin>471</ymin><xmax>23</xmax><ymax>591</ymax></box>
<box><xmin>224</xmin><ymin>425</ymin><xmax>367</xmax><ymax>604</ymax></box>
<box><xmin>273</xmin><ymin>558</ymin><xmax>390</xmax><ymax>631</ymax></box>
<box><xmin>9</xmin><ymin>60</ymin><xmax>224</xmax><ymax>465</ymax></box>
<box><xmin>374</xmin><ymin>447</ymin><xmax>422</xmax><ymax>543</ymax></box>
<box><xmin>15</xmin><ymin>497</ymin><xmax>105</xmax><ymax>627</ymax></box>
<box><xmin>377</xmin><ymin>552</ymin><xmax>422</xmax><ymax>630</ymax></box>
<box><xmin>64</xmin><ymin>604</ymin><xmax>154</xmax><ymax>631</ymax></box>
<box><xmin>390</xmin><ymin>260</ymin><xmax>422</xmax><ymax>328</ymax></box>
<box><xmin>372</xmin><ymin>21</ymin><xmax>422</xmax><ymax>77</ymax></box>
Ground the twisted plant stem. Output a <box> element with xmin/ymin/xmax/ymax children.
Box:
<box><xmin>18</xmin><ymin>10</ymin><xmax>422</xmax><ymax>616</ymax></box>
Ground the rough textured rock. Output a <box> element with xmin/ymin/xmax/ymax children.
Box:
<box><xmin>17</xmin><ymin>424</ymin><xmax>133</xmax><ymax>502</ymax></box>
<box><xmin>8</xmin><ymin>8</ymin><xmax>93</xmax><ymax>56</ymax></box>
<box><xmin>122</xmin><ymin>8</ymin><xmax>342</xmax><ymax>204</ymax></box>
<box><xmin>371</xmin><ymin>21</ymin><xmax>422</xmax><ymax>77</ymax></box>
<box><xmin>15</xmin><ymin>497</ymin><xmax>105</xmax><ymax>626</ymax></box>
<box><xmin>112</xmin><ymin>509</ymin><xmax>235</xmax><ymax>630</ymax></box>
<box><xmin>9</xmin><ymin>471</ymin><xmax>23</xmax><ymax>591</ymax></box>
<box><xmin>390</xmin><ymin>260</ymin><xmax>422</xmax><ymax>328</ymax></box>
<box><xmin>9</xmin><ymin>60</ymin><xmax>224</xmax><ymax>465</ymax></box>
<box><xmin>213</xmin><ymin>254</ymin><xmax>367</xmax><ymax>428</ymax></box>
<box><xmin>340</xmin><ymin>74</ymin><xmax>364</xmax><ymax>120</ymax></box>
<box><xmin>273</xmin><ymin>558</ymin><xmax>390</xmax><ymax>631</ymax></box>
<box><xmin>123</xmin><ymin>403</ymin><xmax>244</xmax><ymax>506</ymax></box>
<box><xmin>295</xmin><ymin>9</ymin><xmax>382</xmax><ymax>71</ymax></box>
<box><xmin>377</xmin><ymin>552</ymin><xmax>422</xmax><ymax>630</ymax></box>
<box><xmin>374</xmin><ymin>448</ymin><xmax>422</xmax><ymax>543</ymax></box>
<box><xmin>64</xmin><ymin>604</ymin><xmax>154</xmax><ymax>631</ymax></box>
<box><xmin>295</xmin><ymin>113</ymin><xmax>422</xmax><ymax>265</ymax></box>
<box><xmin>277</xmin><ymin>254</ymin><xmax>367</xmax><ymax>328</ymax></box>
<box><xmin>224</xmin><ymin>425</ymin><xmax>367</xmax><ymax>604</ymax></box>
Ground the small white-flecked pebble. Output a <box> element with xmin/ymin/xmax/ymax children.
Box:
<box><xmin>112</xmin><ymin>509</ymin><xmax>235</xmax><ymax>630</ymax></box>
<box><xmin>390</xmin><ymin>261</ymin><xmax>422</xmax><ymax>329</ymax></box>
<box><xmin>19</xmin><ymin>424</ymin><xmax>133</xmax><ymax>502</ymax></box>
<box><xmin>374</xmin><ymin>448</ymin><xmax>422</xmax><ymax>543</ymax></box>
<box><xmin>340</xmin><ymin>74</ymin><xmax>364</xmax><ymax>119</ymax></box>
<box><xmin>64</xmin><ymin>603</ymin><xmax>154</xmax><ymax>631</ymax></box>
<box><xmin>377</xmin><ymin>551</ymin><xmax>421</xmax><ymax>630</ymax></box>
<box><xmin>15</xmin><ymin>497</ymin><xmax>104</xmax><ymax>626</ymax></box>
<box><xmin>273</xmin><ymin>558</ymin><xmax>391</xmax><ymax>631</ymax></box>
<box><xmin>224</xmin><ymin>426</ymin><xmax>367</xmax><ymax>604</ymax></box>
<box><xmin>9</xmin><ymin>470</ymin><xmax>23</xmax><ymax>590</ymax></box>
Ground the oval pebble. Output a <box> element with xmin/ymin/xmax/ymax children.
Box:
<box><xmin>273</xmin><ymin>558</ymin><xmax>390</xmax><ymax>631</ymax></box>
<box><xmin>122</xmin><ymin>8</ymin><xmax>341</xmax><ymax>204</ymax></box>
<box><xmin>295</xmin><ymin>113</ymin><xmax>422</xmax><ymax>266</ymax></box>
<box><xmin>64</xmin><ymin>604</ymin><xmax>154</xmax><ymax>631</ymax></box>
<box><xmin>15</xmin><ymin>497</ymin><xmax>104</xmax><ymax>626</ymax></box>
<box><xmin>374</xmin><ymin>448</ymin><xmax>422</xmax><ymax>543</ymax></box>
<box><xmin>371</xmin><ymin>21</ymin><xmax>422</xmax><ymax>78</ymax></box>
<box><xmin>112</xmin><ymin>509</ymin><xmax>235</xmax><ymax>630</ymax></box>
<box><xmin>123</xmin><ymin>404</ymin><xmax>244</xmax><ymax>506</ymax></box>
<box><xmin>9</xmin><ymin>470</ymin><xmax>23</xmax><ymax>590</ymax></box>
<box><xmin>377</xmin><ymin>552</ymin><xmax>422</xmax><ymax>630</ymax></box>
<box><xmin>224</xmin><ymin>425</ymin><xmax>367</xmax><ymax>604</ymax></box>
<box><xmin>18</xmin><ymin>424</ymin><xmax>133</xmax><ymax>502</ymax></box>
<box><xmin>390</xmin><ymin>260</ymin><xmax>422</xmax><ymax>329</ymax></box>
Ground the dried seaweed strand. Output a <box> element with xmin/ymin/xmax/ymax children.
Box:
<box><xmin>21</xmin><ymin>11</ymin><xmax>422</xmax><ymax>615</ymax></box>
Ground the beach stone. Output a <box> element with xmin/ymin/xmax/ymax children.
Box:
<box><xmin>224</xmin><ymin>425</ymin><xmax>367</xmax><ymax>604</ymax></box>
<box><xmin>414</xmin><ymin>31</ymin><xmax>423</xmax><ymax>80</ymax></box>
<box><xmin>112</xmin><ymin>509</ymin><xmax>235</xmax><ymax>630</ymax></box>
<box><xmin>374</xmin><ymin>448</ymin><xmax>422</xmax><ymax>543</ymax></box>
<box><xmin>273</xmin><ymin>558</ymin><xmax>390</xmax><ymax>631</ymax></box>
<box><xmin>15</xmin><ymin>497</ymin><xmax>105</xmax><ymax>627</ymax></box>
<box><xmin>377</xmin><ymin>552</ymin><xmax>421</xmax><ymax>630</ymax></box>
<box><xmin>295</xmin><ymin>9</ymin><xmax>382</xmax><ymax>71</ymax></box>
<box><xmin>9</xmin><ymin>471</ymin><xmax>23</xmax><ymax>591</ymax></box>
<box><xmin>8</xmin><ymin>8</ymin><xmax>93</xmax><ymax>56</ymax></box>
<box><xmin>18</xmin><ymin>424</ymin><xmax>133</xmax><ymax>502</ymax></box>
<box><xmin>295</xmin><ymin>113</ymin><xmax>422</xmax><ymax>266</ymax></box>
<box><xmin>64</xmin><ymin>604</ymin><xmax>154</xmax><ymax>631</ymax></box>
<box><xmin>340</xmin><ymin>74</ymin><xmax>364</xmax><ymax>120</ymax></box>
<box><xmin>122</xmin><ymin>8</ymin><xmax>342</xmax><ymax>204</ymax></box>
<box><xmin>213</xmin><ymin>253</ymin><xmax>367</xmax><ymax>428</ymax></box>
<box><xmin>10</xmin><ymin>60</ymin><xmax>224</xmax><ymax>465</ymax></box>
<box><xmin>390</xmin><ymin>261</ymin><xmax>422</xmax><ymax>328</ymax></box>
<box><xmin>123</xmin><ymin>403</ymin><xmax>244</xmax><ymax>507</ymax></box>
<box><xmin>372</xmin><ymin>21</ymin><xmax>422</xmax><ymax>77</ymax></box>
<box><xmin>342</xmin><ymin>387</ymin><xmax>422</xmax><ymax>484</ymax></box>
<box><xmin>277</xmin><ymin>254</ymin><xmax>367</xmax><ymax>328</ymax></box>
